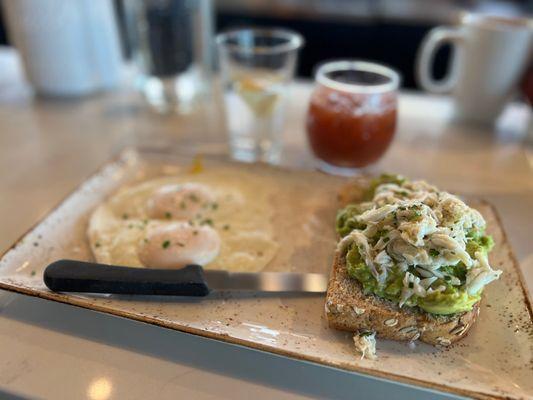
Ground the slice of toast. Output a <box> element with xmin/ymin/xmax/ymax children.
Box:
<box><xmin>326</xmin><ymin>178</ymin><xmax>480</xmax><ymax>346</ymax></box>
<box><xmin>325</xmin><ymin>252</ymin><xmax>479</xmax><ymax>346</ymax></box>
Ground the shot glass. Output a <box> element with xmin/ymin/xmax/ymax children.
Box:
<box><xmin>216</xmin><ymin>28</ymin><xmax>303</xmax><ymax>163</ymax></box>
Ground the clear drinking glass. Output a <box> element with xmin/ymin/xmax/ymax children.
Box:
<box><xmin>125</xmin><ymin>0</ymin><xmax>214</xmax><ymax>114</ymax></box>
<box><xmin>216</xmin><ymin>28</ymin><xmax>303</xmax><ymax>163</ymax></box>
<box><xmin>306</xmin><ymin>60</ymin><xmax>400</xmax><ymax>175</ymax></box>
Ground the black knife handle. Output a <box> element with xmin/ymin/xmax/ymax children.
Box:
<box><xmin>44</xmin><ymin>259</ymin><xmax>210</xmax><ymax>296</ymax></box>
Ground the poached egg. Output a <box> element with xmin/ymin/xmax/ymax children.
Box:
<box><xmin>88</xmin><ymin>166</ymin><xmax>279</xmax><ymax>272</ymax></box>
<box><xmin>138</xmin><ymin>222</ymin><xmax>221</xmax><ymax>268</ymax></box>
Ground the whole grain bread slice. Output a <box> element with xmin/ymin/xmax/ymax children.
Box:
<box><xmin>325</xmin><ymin>252</ymin><xmax>479</xmax><ymax>345</ymax></box>
<box><xmin>325</xmin><ymin>177</ymin><xmax>480</xmax><ymax>346</ymax></box>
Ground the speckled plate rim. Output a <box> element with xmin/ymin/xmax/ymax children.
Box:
<box><xmin>0</xmin><ymin>147</ymin><xmax>531</xmax><ymax>400</ymax></box>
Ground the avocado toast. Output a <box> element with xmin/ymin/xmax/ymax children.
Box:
<box><xmin>326</xmin><ymin>175</ymin><xmax>502</xmax><ymax>348</ymax></box>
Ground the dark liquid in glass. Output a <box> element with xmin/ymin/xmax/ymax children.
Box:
<box><xmin>306</xmin><ymin>81</ymin><xmax>397</xmax><ymax>168</ymax></box>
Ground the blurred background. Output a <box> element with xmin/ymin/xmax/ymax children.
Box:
<box><xmin>0</xmin><ymin>0</ymin><xmax>531</xmax><ymax>90</ymax></box>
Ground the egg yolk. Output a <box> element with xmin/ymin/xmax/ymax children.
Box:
<box><xmin>138</xmin><ymin>222</ymin><xmax>221</xmax><ymax>268</ymax></box>
<box><xmin>146</xmin><ymin>183</ymin><xmax>216</xmax><ymax>220</ymax></box>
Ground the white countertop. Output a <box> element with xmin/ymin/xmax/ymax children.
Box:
<box><xmin>0</xmin><ymin>47</ymin><xmax>531</xmax><ymax>400</ymax></box>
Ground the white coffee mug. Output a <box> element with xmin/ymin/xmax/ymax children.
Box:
<box><xmin>417</xmin><ymin>14</ymin><xmax>533</xmax><ymax>125</ymax></box>
<box><xmin>2</xmin><ymin>0</ymin><xmax>122</xmax><ymax>97</ymax></box>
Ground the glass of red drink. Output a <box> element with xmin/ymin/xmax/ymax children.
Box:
<box><xmin>306</xmin><ymin>60</ymin><xmax>400</xmax><ymax>175</ymax></box>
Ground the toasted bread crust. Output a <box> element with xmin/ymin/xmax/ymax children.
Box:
<box><xmin>325</xmin><ymin>253</ymin><xmax>479</xmax><ymax>346</ymax></box>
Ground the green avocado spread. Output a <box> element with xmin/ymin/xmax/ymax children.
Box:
<box><xmin>337</xmin><ymin>174</ymin><xmax>496</xmax><ymax>316</ymax></box>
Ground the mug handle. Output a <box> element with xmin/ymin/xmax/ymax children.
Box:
<box><xmin>416</xmin><ymin>27</ymin><xmax>464</xmax><ymax>93</ymax></box>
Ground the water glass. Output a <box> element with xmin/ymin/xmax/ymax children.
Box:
<box><xmin>216</xmin><ymin>28</ymin><xmax>303</xmax><ymax>163</ymax></box>
<box><xmin>125</xmin><ymin>0</ymin><xmax>214</xmax><ymax>114</ymax></box>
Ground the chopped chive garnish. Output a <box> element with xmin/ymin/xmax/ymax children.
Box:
<box><xmin>429</xmin><ymin>249</ymin><xmax>440</xmax><ymax>257</ymax></box>
<box><xmin>376</xmin><ymin>229</ymin><xmax>387</xmax><ymax>238</ymax></box>
<box><xmin>165</xmin><ymin>211</ymin><xmax>172</xmax><ymax>219</ymax></box>
<box><xmin>162</xmin><ymin>240</ymin><xmax>171</xmax><ymax>249</ymax></box>
<box><xmin>408</xmin><ymin>211</ymin><xmax>422</xmax><ymax>221</ymax></box>
<box><xmin>122</xmin><ymin>213</ymin><xmax>129</xmax><ymax>220</ymax></box>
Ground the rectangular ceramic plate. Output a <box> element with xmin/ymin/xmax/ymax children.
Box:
<box><xmin>0</xmin><ymin>148</ymin><xmax>531</xmax><ymax>400</ymax></box>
